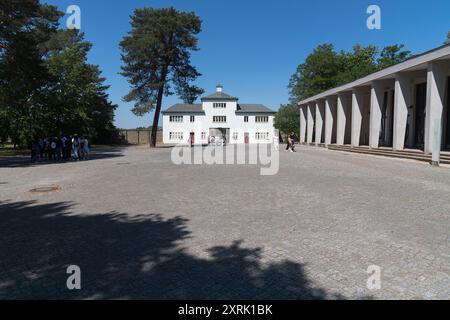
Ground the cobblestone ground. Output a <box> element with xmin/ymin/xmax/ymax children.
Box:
<box><xmin>0</xmin><ymin>145</ymin><xmax>449</xmax><ymax>300</ymax></box>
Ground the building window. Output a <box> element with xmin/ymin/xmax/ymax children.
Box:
<box><xmin>233</xmin><ymin>132</ymin><xmax>238</xmax><ymax>140</ymax></box>
<box><xmin>169</xmin><ymin>115</ymin><xmax>183</xmax><ymax>123</ymax></box>
<box><xmin>255</xmin><ymin>132</ymin><xmax>269</xmax><ymax>140</ymax></box>
<box><xmin>255</xmin><ymin>116</ymin><xmax>269</xmax><ymax>123</ymax></box>
<box><xmin>190</xmin><ymin>115</ymin><xmax>195</xmax><ymax>123</ymax></box>
<box><xmin>201</xmin><ymin>132</ymin><xmax>206</xmax><ymax>140</ymax></box>
<box><xmin>213</xmin><ymin>116</ymin><xmax>227</xmax><ymax>123</ymax></box>
<box><xmin>213</xmin><ymin>103</ymin><xmax>226</xmax><ymax>108</ymax></box>
<box><xmin>169</xmin><ymin>132</ymin><xmax>184</xmax><ymax>141</ymax></box>
<box><xmin>244</xmin><ymin>116</ymin><xmax>249</xmax><ymax>123</ymax></box>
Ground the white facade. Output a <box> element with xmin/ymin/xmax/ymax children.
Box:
<box><xmin>162</xmin><ymin>86</ymin><xmax>276</xmax><ymax>145</ymax></box>
<box><xmin>298</xmin><ymin>44</ymin><xmax>450</xmax><ymax>162</ymax></box>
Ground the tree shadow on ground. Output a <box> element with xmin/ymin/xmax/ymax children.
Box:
<box><xmin>0</xmin><ymin>200</ymin><xmax>347</xmax><ymax>300</ymax></box>
<box><xmin>0</xmin><ymin>146</ymin><xmax>124</xmax><ymax>168</ymax></box>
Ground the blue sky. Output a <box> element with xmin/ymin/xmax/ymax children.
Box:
<box><xmin>45</xmin><ymin>0</ymin><xmax>450</xmax><ymax>129</ymax></box>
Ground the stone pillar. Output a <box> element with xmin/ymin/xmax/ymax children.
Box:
<box><xmin>307</xmin><ymin>103</ymin><xmax>314</xmax><ymax>144</ymax></box>
<box><xmin>393</xmin><ymin>73</ymin><xmax>413</xmax><ymax>150</ymax></box>
<box><xmin>369</xmin><ymin>81</ymin><xmax>384</xmax><ymax>148</ymax></box>
<box><xmin>336</xmin><ymin>94</ymin><xmax>349</xmax><ymax>145</ymax></box>
<box><xmin>315</xmin><ymin>101</ymin><xmax>324</xmax><ymax>144</ymax></box>
<box><xmin>351</xmin><ymin>90</ymin><xmax>364</xmax><ymax>147</ymax></box>
<box><xmin>299</xmin><ymin>105</ymin><xmax>307</xmax><ymax>143</ymax></box>
<box><xmin>424</xmin><ymin>61</ymin><xmax>447</xmax><ymax>154</ymax></box>
<box><xmin>324</xmin><ymin>97</ymin><xmax>336</xmax><ymax>145</ymax></box>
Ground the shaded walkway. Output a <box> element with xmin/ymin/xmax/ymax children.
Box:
<box><xmin>0</xmin><ymin>200</ymin><xmax>342</xmax><ymax>299</ymax></box>
<box><xmin>0</xmin><ymin>146</ymin><xmax>125</xmax><ymax>168</ymax></box>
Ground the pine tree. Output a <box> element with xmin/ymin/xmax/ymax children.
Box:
<box><xmin>120</xmin><ymin>7</ymin><xmax>203</xmax><ymax>147</ymax></box>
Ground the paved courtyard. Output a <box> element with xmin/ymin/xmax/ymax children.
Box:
<box><xmin>0</xmin><ymin>145</ymin><xmax>449</xmax><ymax>299</ymax></box>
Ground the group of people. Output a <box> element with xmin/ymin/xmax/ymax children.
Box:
<box><xmin>208</xmin><ymin>135</ymin><xmax>226</xmax><ymax>147</ymax></box>
<box><xmin>285</xmin><ymin>132</ymin><xmax>296</xmax><ymax>152</ymax></box>
<box><xmin>30</xmin><ymin>135</ymin><xmax>90</xmax><ymax>163</ymax></box>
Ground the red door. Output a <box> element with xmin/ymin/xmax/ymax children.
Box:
<box><xmin>190</xmin><ymin>132</ymin><xmax>195</xmax><ymax>144</ymax></box>
<box><xmin>244</xmin><ymin>133</ymin><xmax>249</xmax><ymax>144</ymax></box>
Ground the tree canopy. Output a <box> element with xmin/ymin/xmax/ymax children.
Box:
<box><xmin>0</xmin><ymin>0</ymin><xmax>116</xmax><ymax>147</ymax></box>
<box><xmin>0</xmin><ymin>0</ymin><xmax>61</xmax><ymax>145</ymax></box>
<box><xmin>41</xmin><ymin>30</ymin><xmax>117</xmax><ymax>140</ymax></box>
<box><xmin>288</xmin><ymin>43</ymin><xmax>411</xmax><ymax>103</ymax></box>
<box><xmin>120</xmin><ymin>7</ymin><xmax>204</xmax><ymax>146</ymax></box>
<box><xmin>274</xmin><ymin>104</ymin><xmax>300</xmax><ymax>137</ymax></box>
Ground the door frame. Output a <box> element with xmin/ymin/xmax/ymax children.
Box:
<box><xmin>244</xmin><ymin>132</ymin><xmax>249</xmax><ymax>144</ymax></box>
<box><xmin>414</xmin><ymin>82</ymin><xmax>427</xmax><ymax>149</ymax></box>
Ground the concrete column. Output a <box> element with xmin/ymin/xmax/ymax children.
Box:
<box><xmin>299</xmin><ymin>105</ymin><xmax>307</xmax><ymax>143</ymax></box>
<box><xmin>324</xmin><ymin>97</ymin><xmax>336</xmax><ymax>145</ymax></box>
<box><xmin>424</xmin><ymin>61</ymin><xmax>448</xmax><ymax>154</ymax></box>
<box><xmin>336</xmin><ymin>94</ymin><xmax>349</xmax><ymax>145</ymax></box>
<box><xmin>351</xmin><ymin>90</ymin><xmax>364</xmax><ymax>147</ymax></box>
<box><xmin>369</xmin><ymin>82</ymin><xmax>384</xmax><ymax>148</ymax></box>
<box><xmin>393</xmin><ymin>73</ymin><xmax>413</xmax><ymax>150</ymax></box>
<box><xmin>315</xmin><ymin>101</ymin><xmax>324</xmax><ymax>144</ymax></box>
<box><xmin>306</xmin><ymin>103</ymin><xmax>314</xmax><ymax>144</ymax></box>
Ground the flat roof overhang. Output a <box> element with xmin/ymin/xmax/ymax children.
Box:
<box><xmin>235</xmin><ymin>112</ymin><xmax>277</xmax><ymax>115</ymax></box>
<box><xmin>161</xmin><ymin>111</ymin><xmax>206</xmax><ymax>115</ymax></box>
<box><xmin>298</xmin><ymin>44</ymin><xmax>450</xmax><ymax>105</ymax></box>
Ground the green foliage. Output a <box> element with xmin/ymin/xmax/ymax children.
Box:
<box><xmin>288</xmin><ymin>43</ymin><xmax>412</xmax><ymax>103</ymax></box>
<box><xmin>274</xmin><ymin>104</ymin><xmax>300</xmax><ymax>136</ymax></box>
<box><xmin>0</xmin><ymin>2</ymin><xmax>116</xmax><ymax>147</ymax></box>
<box><xmin>43</xmin><ymin>30</ymin><xmax>117</xmax><ymax>140</ymax></box>
<box><xmin>0</xmin><ymin>0</ymin><xmax>62</xmax><ymax>146</ymax></box>
<box><xmin>176</xmin><ymin>84</ymin><xmax>205</xmax><ymax>104</ymax></box>
<box><xmin>377</xmin><ymin>44</ymin><xmax>411</xmax><ymax>70</ymax></box>
<box><xmin>335</xmin><ymin>44</ymin><xmax>378</xmax><ymax>85</ymax></box>
<box><xmin>288</xmin><ymin>44</ymin><xmax>341</xmax><ymax>104</ymax></box>
<box><xmin>120</xmin><ymin>7</ymin><xmax>203</xmax><ymax>146</ymax></box>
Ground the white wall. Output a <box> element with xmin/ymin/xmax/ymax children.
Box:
<box><xmin>163</xmin><ymin>100</ymin><xmax>275</xmax><ymax>144</ymax></box>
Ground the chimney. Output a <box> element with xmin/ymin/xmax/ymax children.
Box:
<box><xmin>216</xmin><ymin>84</ymin><xmax>223</xmax><ymax>92</ymax></box>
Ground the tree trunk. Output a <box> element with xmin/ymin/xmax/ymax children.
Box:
<box><xmin>150</xmin><ymin>88</ymin><xmax>163</xmax><ymax>147</ymax></box>
<box><xmin>150</xmin><ymin>66</ymin><xmax>168</xmax><ymax>147</ymax></box>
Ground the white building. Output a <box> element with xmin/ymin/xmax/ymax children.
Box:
<box><xmin>298</xmin><ymin>44</ymin><xmax>450</xmax><ymax>164</ymax></box>
<box><xmin>162</xmin><ymin>85</ymin><xmax>276</xmax><ymax>145</ymax></box>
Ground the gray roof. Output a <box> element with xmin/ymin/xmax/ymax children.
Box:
<box><xmin>161</xmin><ymin>104</ymin><xmax>204</xmax><ymax>114</ymax></box>
<box><xmin>236</xmin><ymin>104</ymin><xmax>275</xmax><ymax>114</ymax></box>
<box><xmin>162</xmin><ymin>103</ymin><xmax>275</xmax><ymax>115</ymax></box>
<box><xmin>201</xmin><ymin>91</ymin><xmax>238</xmax><ymax>101</ymax></box>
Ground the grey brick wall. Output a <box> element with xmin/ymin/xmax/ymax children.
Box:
<box><xmin>118</xmin><ymin>130</ymin><xmax>162</xmax><ymax>145</ymax></box>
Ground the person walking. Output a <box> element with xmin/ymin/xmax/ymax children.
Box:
<box><xmin>72</xmin><ymin>134</ymin><xmax>80</xmax><ymax>160</ymax></box>
<box><xmin>55</xmin><ymin>136</ymin><xmax>62</xmax><ymax>161</ymax></box>
<box><xmin>286</xmin><ymin>132</ymin><xmax>296</xmax><ymax>152</ymax></box>
<box><xmin>289</xmin><ymin>132</ymin><xmax>296</xmax><ymax>152</ymax></box>
<box><xmin>48</xmin><ymin>137</ymin><xmax>57</xmax><ymax>161</ymax></box>
<box><xmin>81</xmin><ymin>136</ymin><xmax>90</xmax><ymax>160</ymax></box>
<box><xmin>286</xmin><ymin>133</ymin><xmax>292</xmax><ymax>151</ymax></box>
<box><xmin>60</xmin><ymin>135</ymin><xmax>67</xmax><ymax>160</ymax></box>
<box><xmin>38</xmin><ymin>138</ymin><xmax>44</xmax><ymax>160</ymax></box>
<box><xmin>285</xmin><ymin>133</ymin><xmax>292</xmax><ymax>151</ymax></box>
<box><xmin>65</xmin><ymin>135</ymin><xmax>72</xmax><ymax>160</ymax></box>
<box><xmin>30</xmin><ymin>138</ymin><xmax>39</xmax><ymax>163</ymax></box>
<box><xmin>43</xmin><ymin>138</ymin><xmax>49</xmax><ymax>161</ymax></box>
